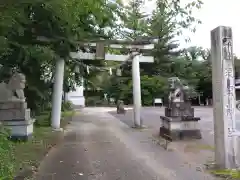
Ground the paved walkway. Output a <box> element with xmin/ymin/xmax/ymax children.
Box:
<box><xmin>35</xmin><ymin>108</ymin><xmax>218</xmax><ymax>180</ymax></box>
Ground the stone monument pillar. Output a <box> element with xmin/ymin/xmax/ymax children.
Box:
<box><xmin>159</xmin><ymin>77</ymin><xmax>202</xmax><ymax>140</ymax></box>
<box><xmin>211</xmin><ymin>26</ymin><xmax>238</xmax><ymax>169</ymax></box>
<box><xmin>0</xmin><ymin>73</ymin><xmax>35</xmax><ymax>140</ymax></box>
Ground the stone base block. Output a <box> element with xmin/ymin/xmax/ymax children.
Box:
<box><xmin>9</xmin><ymin>134</ymin><xmax>33</xmax><ymax>141</ymax></box>
<box><xmin>0</xmin><ymin>108</ymin><xmax>31</xmax><ymax>121</ymax></box>
<box><xmin>2</xmin><ymin>119</ymin><xmax>35</xmax><ymax>141</ymax></box>
<box><xmin>0</xmin><ymin>101</ymin><xmax>27</xmax><ymax>110</ymax></box>
<box><xmin>159</xmin><ymin>116</ymin><xmax>202</xmax><ymax>141</ymax></box>
<box><xmin>159</xmin><ymin>126</ymin><xmax>202</xmax><ymax>141</ymax></box>
<box><xmin>165</xmin><ymin>106</ymin><xmax>194</xmax><ymax>117</ymax></box>
<box><xmin>160</xmin><ymin>116</ymin><xmax>201</xmax><ymax>129</ymax></box>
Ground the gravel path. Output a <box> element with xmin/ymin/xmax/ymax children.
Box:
<box><xmin>35</xmin><ymin>110</ymin><xmax>164</xmax><ymax>180</ymax></box>
<box><xmin>35</xmin><ymin>107</ymin><xmax>218</xmax><ymax>180</ymax></box>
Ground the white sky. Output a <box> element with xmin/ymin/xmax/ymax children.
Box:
<box><xmin>123</xmin><ymin>0</ymin><xmax>240</xmax><ymax>56</ymax></box>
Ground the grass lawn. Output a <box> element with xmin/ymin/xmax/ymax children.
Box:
<box><xmin>12</xmin><ymin>110</ymin><xmax>75</xmax><ymax>179</ymax></box>
<box><xmin>210</xmin><ymin>169</ymin><xmax>240</xmax><ymax>179</ymax></box>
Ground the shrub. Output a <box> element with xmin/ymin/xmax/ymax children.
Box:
<box><xmin>86</xmin><ymin>96</ymin><xmax>107</xmax><ymax>106</ymax></box>
<box><xmin>0</xmin><ymin>126</ymin><xmax>14</xmax><ymax>179</ymax></box>
<box><xmin>62</xmin><ymin>101</ymin><xmax>73</xmax><ymax>111</ymax></box>
<box><xmin>34</xmin><ymin>111</ymin><xmax>51</xmax><ymax>127</ymax></box>
<box><xmin>86</xmin><ymin>96</ymin><xmax>99</xmax><ymax>106</ymax></box>
<box><xmin>35</xmin><ymin>101</ymin><xmax>74</xmax><ymax>127</ymax></box>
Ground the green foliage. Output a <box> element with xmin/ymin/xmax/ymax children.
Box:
<box><xmin>211</xmin><ymin>169</ymin><xmax>240</xmax><ymax>179</ymax></box>
<box><xmin>62</xmin><ymin>101</ymin><xmax>73</xmax><ymax>112</ymax></box>
<box><xmin>34</xmin><ymin>111</ymin><xmax>51</xmax><ymax>127</ymax></box>
<box><xmin>0</xmin><ymin>1</ymin><xmax>207</xmax><ymax>179</ymax></box>
<box><xmin>34</xmin><ymin>101</ymin><xmax>73</xmax><ymax>127</ymax></box>
<box><xmin>140</xmin><ymin>75</ymin><xmax>168</xmax><ymax>105</ymax></box>
<box><xmin>103</xmin><ymin>46</ymin><xmax>213</xmax><ymax>105</ymax></box>
<box><xmin>123</xmin><ymin>0</ymin><xmax>148</xmax><ymax>39</ymax></box>
<box><xmin>0</xmin><ymin>0</ymin><xmax>124</xmax><ymax>114</ymax></box>
<box><xmin>86</xmin><ymin>96</ymin><xmax>104</xmax><ymax>106</ymax></box>
<box><xmin>104</xmin><ymin>75</ymin><xmax>168</xmax><ymax>106</ymax></box>
<box><xmin>0</xmin><ymin>126</ymin><xmax>14</xmax><ymax>180</ymax></box>
<box><xmin>0</xmin><ymin>0</ymin><xmax>210</xmax><ymax>110</ymax></box>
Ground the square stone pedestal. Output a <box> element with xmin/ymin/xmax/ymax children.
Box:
<box><xmin>2</xmin><ymin>119</ymin><xmax>35</xmax><ymax>141</ymax></box>
<box><xmin>159</xmin><ymin>116</ymin><xmax>202</xmax><ymax>141</ymax></box>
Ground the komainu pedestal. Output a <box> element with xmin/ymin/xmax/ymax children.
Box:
<box><xmin>0</xmin><ymin>73</ymin><xmax>35</xmax><ymax>141</ymax></box>
<box><xmin>159</xmin><ymin>77</ymin><xmax>202</xmax><ymax>141</ymax></box>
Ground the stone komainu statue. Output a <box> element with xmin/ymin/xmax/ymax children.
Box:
<box><xmin>0</xmin><ymin>73</ymin><xmax>26</xmax><ymax>102</ymax></box>
<box><xmin>168</xmin><ymin>77</ymin><xmax>191</xmax><ymax>104</ymax></box>
<box><xmin>116</xmin><ymin>100</ymin><xmax>126</xmax><ymax>114</ymax></box>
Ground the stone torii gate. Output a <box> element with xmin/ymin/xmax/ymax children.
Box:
<box><xmin>51</xmin><ymin>40</ymin><xmax>155</xmax><ymax>130</ymax></box>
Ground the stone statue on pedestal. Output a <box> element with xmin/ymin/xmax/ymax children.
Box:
<box><xmin>0</xmin><ymin>73</ymin><xmax>34</xmax><ymax>141</ymax></box>
<box><xmin>168</xmin><ymin>77</ymin><xmax>191</xmax><ymax>103</ymax></box>
<box><xmin>160</xmin><ymin>77</ymin><xmax>201</xmax><ymax>141</ymax></box>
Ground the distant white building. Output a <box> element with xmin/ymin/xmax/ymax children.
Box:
<box><xmin>65</xmin><ymin>78</ymin><xmax>85</xmax><ymax>107</ymax></box>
